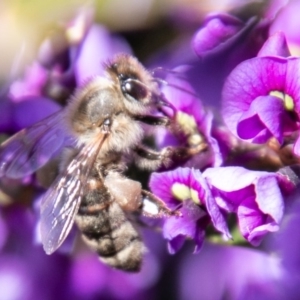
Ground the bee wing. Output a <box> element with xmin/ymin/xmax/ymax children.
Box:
<box><xmin>40</xmin><ymin>135</ymin><xmax>106</xmax><ymax>255</ymax></box>
<box><xmin>0</xmin><ymin>110</ymin><xmax>72</xmax><ymax>179</ymax></box>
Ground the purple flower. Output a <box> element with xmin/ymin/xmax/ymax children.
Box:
<box><xmin>203</xmin><ymin>166</ymin><xmax>285</xmax><ymax>245</ymax></box>
<box><xmin>150</xmin><ymin>166</ymin><xmax>285</xmax><ymax>250</ymax></box>
<box><xmin>9</xmin><ymin>62</ymin><xmax>48</xmax><ymax>99</ymax></box>
<box><xmin>192</xmin><ymin>13</ymin><xmax>257</xmax><ymax>59</ymax></box>
<box><xmin>188</xmin><ymin>10</ymin><xmax>268</xmax><ymax>104</ymax></box>
<box><xmin>74</xmin><ymin>24</ymin><xmax>131</xmax><ymax>86</ymax></box>
<box><xmin>270</xmin><ymin>0</ymin><xmax>300</xmax><ymax>55</ymax></box>
<box><xmin>222</xmin><ymin>32</ymin><xmax>300</xmax><ymax>154</ymax></box>
<box><xmin>149</xmin><ymin>167</ymin><xmax>230</xmax><ymax>253</ymax></box>
<box><xmin>158</xmin><ymin>69</ymin><xmax>223</xmax><ymax>168</ymax></box>
<box><xmin>177</xmin><ymin>172</ymin><xmax>300</xmax><ymax>300</ymax></box>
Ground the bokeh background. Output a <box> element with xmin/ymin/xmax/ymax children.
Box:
<box><xmin>1</xmin><ymin>0</ymin><xmax>299</xmax><ymax>300</ymax></box>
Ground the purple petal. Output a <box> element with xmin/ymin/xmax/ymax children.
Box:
<box><xmin>237</xmin><ymin>196</ymin><xmax>278</xmax><ymax>245</ymax></box>
<box><xmin>75</xmin><ymin>25</ymin><xmax>131</xmax><ymax>85</ymax></box>
<box><xmin>293</xmin><ymin>135</ymin><xmax>300</xmax><ymax>156</ymax></box>
<box><xmin>149</xmin><ymin>168</ymin><xmax>192</xmax><ymax>208</ymax></box>
<box><xmin>257</xmin><ymin>32</ymin><xmax>290</xmax><ymax>57</ymax></box>
<box><xmin>163</xmin><ymin>66</ymin><xmax>204</xmax><ymax>116</ymax></box>
<box><xmin>192</xmin><ymin>13</ymin><xmax>259</xmax><ymax>59</ymax></box>
<box><xmin>248</xmin><ymin>222</ymin><xmax>280</xmax><ymax>246</ymax></box>
<box><xmin>167</xmin><ymin>235</ymin><xmax>186</xmax><ymax>254</ymax></box>
<box><xmin>191</xmin><ymin>169</ymin><xmax>231</xmax><ymax>239</ymax></box>
<box><xmin>203</xmin><ymin>167</ymin><xmax>284</xmax><ymax>243</ymax></box>
<box><xmin>204</xmin><ymin>167</ymin><xmax>260</xmax><ymax>191</ymax></box>
<box><xmin>286</xmin><ymin>58</ymin><xmax>300</xmax><ymax>112</ymax></box>
<box><xmin>255</xmin><ymin>174</ymin><xmax>284</xmax><ymax>223</ymax></box>
<box><xmin>201</xmin><ymin>111</ymin><xmax>224</xmax><ymax>168</ymax></box>
<box><xmin>163</xmin><ymin>200</ymin><xmax>206</xmax><ymax>254</ymax></box>
<box><xmin>222</xmin><ymin>56</ymin><xmax>299</xmax><ymax>140</ymax></box>
<box><xmin>204</xmin><ymin>167</ymin><xmax>283</xmax><ymax>208</ymax></box>
<box><xmin>270</xmin><ymin>0</ymin><xmax>300</xmax><ymax>46</ymax></box>
<box><xmin>12</xmin><ymin>97</ymin><xmax>61</xmax><ymax>131</ymax></box>
<box><xmin>9</xmin><ymin>62</ymin><xmax>48</xmax><ymax>99</ymax></box>
<box><xmin>192</xmin><ymin>13</ymin><xmax>243</xmax><ymax>57</ymax></box>
<box><xmin>237</xmin><ymin>95</ymin><xmax>284</xmax><ymax>143</ymax></box>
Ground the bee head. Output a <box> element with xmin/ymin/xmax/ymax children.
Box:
<box><xmin>106</xmin><ymin>54</ymin><xmax>160</xmax><ymax>115</ymax></box>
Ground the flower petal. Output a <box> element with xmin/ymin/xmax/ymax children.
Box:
<box><xmin>163</xmin><ymin>200</ymin><xmax>206</xmax><ymax>254</ymax></box>
<box><xmin>257</xmin><ymin>31</ymin><xmax>290</xmax><ymax>57</ymax></box>
<box><xmin>191</xmin><ymin>169</ymin><xmax>231</xmax><ymax>239</ymax></box>
<box><xmin>75</xmin><ymin>25</ymin><xmax>131</xmax><ymax>85</ymax></box>
<box><xmin>149</xmin><ymin>168</ymin><xmax>192</xmax><ymax>208</ymax></box>
<box><xmin>12</xmin><ymin>97</ymin><xmax>61</xmax><ymax>131</ymax></box>
<box><xmin>237</xmin><ymin>95</ymin><xmax>284</xmax><ymax>143</ymax></box>
<box><xmin>222</xmin><ymin>56</ymin><xmax>288</xmax><ymax>138</ymax></box>
<box><xmin>203</xmin><ymin>167</ymin><xmax>284</xmax><ymax>244</ymax></box>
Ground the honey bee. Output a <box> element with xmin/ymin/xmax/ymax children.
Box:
<box><xmin>0</xmin><ymin>54</ymin><xmax>188</xmax><ymax>272</ymax></box>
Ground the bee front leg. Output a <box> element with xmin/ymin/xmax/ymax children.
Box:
<box><xmin>134</xmin><ymin>115</ymin><xmax>170</xmax><ymax>126</ymax></box>
<box><xmin>133</xmin><ymin>143</ymin><xmax>206</xmax><ymax>170</ymax></box>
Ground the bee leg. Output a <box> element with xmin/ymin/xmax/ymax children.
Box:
<box><xmin>134</xmin><ymin>115</ymin><xmax>170</xmax><ymax>126</ymax></box>
<box><xmin>133</xmin><ymin>145</ymin><xmax>173</xmax><ymax>170</ymax></box>
<box><xmin>133</xmin><ymin>143</ymin><xmax>207</xmax><ymax>170</ymax></box>
<box><xmin>104</xmin><ymin>171</ymin><xmax>142</xmax><ymax>212</ymax></box>
<box><xmin>141</xmin><ymin>189</ymin><xmax>180</xmax><ymax>218</ymax></box>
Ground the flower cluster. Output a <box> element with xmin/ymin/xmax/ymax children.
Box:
<box><xmin>2</xmin><ymin>0</ymin><xmax>300</xmax><ymax>299</ymax></box>
<box><xmin>149</xmin><ymin>1</ymin><xmax>299</xmax><ymax>254</ymax></box>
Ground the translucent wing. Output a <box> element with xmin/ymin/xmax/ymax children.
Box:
<box><xmin>40</xmin><ymin>135</ymin><xmax>106</xmax><ymax>255</ymax></box>
<box><xmin>0</xmin><ymin>110</ymin><xmax>72</xmax><ymax>179</ymax></box>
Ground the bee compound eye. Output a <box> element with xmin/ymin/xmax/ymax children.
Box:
<box><xmin>122</xmin><ymin>80</ymin><xmax>148</xmax><ymax>102</ymax></box>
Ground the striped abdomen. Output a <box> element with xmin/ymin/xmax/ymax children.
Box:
<box><xmin>75</xmin><ymin>176</ymin><xmax>145</xmax><ymax>272</ymax></box>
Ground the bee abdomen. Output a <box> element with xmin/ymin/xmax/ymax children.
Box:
<box><xmin>99</xmin><ymin>237</ymin><xmax>144</xmax><ymax>272</ymax></box>
<box><xmin>76</xmin><ymin>201</ymin><xmax>145</xmax><ymax>272</ymax></box>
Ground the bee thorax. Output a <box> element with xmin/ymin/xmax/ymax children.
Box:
<box><xmin>105</xmin><ymin>114</ymin><xmax>144</xmax><ymax>153</ymax></box>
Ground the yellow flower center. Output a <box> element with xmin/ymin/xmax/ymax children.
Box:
<box><xmin>171</xmin><ymin>182</ymin><xmax>201</xmax><ymax>204</ymax></box>
<box><xmin>176</xmin><ymin>111</ymin><xmax>197</xmax><ymax>135</ymax></box>
<box><xmin>269</xmin><ymin>90</ymin><xmax>294</xmax><ymax>111</ymax></box>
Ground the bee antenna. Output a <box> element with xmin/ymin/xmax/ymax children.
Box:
<box><xmin>150</xmin><ymin>67</ymin><xmax>188</xmax><ymax>80</ymax></box>
<box><xmin>152</xmin><ymin>77</ymin><xmax>199</xmax><ymax>100</ymax></box>
<box><xmin>150</xmin><ymin>67</ymin><xmax>199</xmax><ymax>100</ymax></box>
